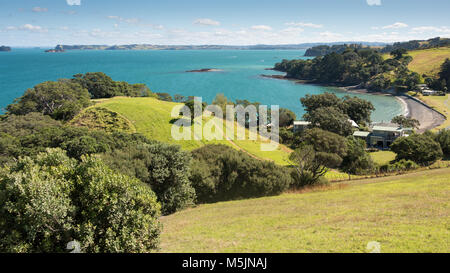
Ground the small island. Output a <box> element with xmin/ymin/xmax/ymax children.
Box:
<box><xmin>0</xmin><ymin>46</ymin><xmax>11</xmax><ymax>52</ymax></box>
<box><xmin>186</xmin><ymin>68</ymin><xmax>223</xmax><ymax>73</ymax></box>
<box><xmin>45</xmin><ymin>45</ymin><xmax>65</xmax><ymax>53</ymax></box>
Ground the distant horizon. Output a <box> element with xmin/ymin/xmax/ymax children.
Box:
<box><xmin>1</xmin><ymin>40</ymin><xmax>401</xmax><ymax>48</ymax></box>
<box><xmin>1</xmin><ymin>0</ymin><xmax>450</xmax><ymax>47</ymax></box>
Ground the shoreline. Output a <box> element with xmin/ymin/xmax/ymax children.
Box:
<box><xmin>261</xmin><ymin>73</ymin><xmax>445</xmax><ymax>132</ymax></box>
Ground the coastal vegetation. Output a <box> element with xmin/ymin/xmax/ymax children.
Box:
<box><xmin>274</xmin><ymin>47</ymin><xmax>420</xmax><ymax>91</ymax></box>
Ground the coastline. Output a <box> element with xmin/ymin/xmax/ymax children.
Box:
<box><xmin>261</xmin><ymin>73</ymin><xmax>445</xmax><ymax>132</ymax></box>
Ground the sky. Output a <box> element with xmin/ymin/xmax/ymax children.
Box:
<box><xmin>1</xmin><ymin>0</ymin><xmax>450</xmax><ymax>46</ymax></box>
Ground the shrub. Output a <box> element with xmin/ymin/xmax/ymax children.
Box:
<box><xmin>391</xmin><ymin>134</ymin><xmax>443</xmax><ymax>165</ymax></box>
<box><xmin>101</xmin><ymin>142</ymin><xmax>195</xmax><ymax>215</ymax></box>
<box><xmin>189</xmin><ymin>145</ymin><xmax>291</xmax><ymax>203</ymax></box>
<box><xmin>290</xmin><ymin>169</ymin><xmax>329</xmax><ymax>189</ymax></box>
<box><xmin>341</xmin><ymin>137</ymin><xmax>375</xmax><ymax>175</ymax></box>
<box><xmin>379</xmin><ymin>159</ymin><xmax>419</xmax><ymax>173</ymax></box>
<box><xmin>0</xmin><ymin>113</ymin><xmax>61</xmax><ymax>137</ymax></box>
<box><xmin>72</xmin><ymin>72</ymin><xmax>155</xmax><ymax>99</ymax></box>
<box><xmin>435</xmin><ymin>130</ymin><xmax>450</xmax><ymax>157</ymax></box>
<box><xmin>6</xmin><ymin>80</ymin><xmax>91</xmax><ymax>121</ymax></box>
<box><xmin>0</xmin><ymin>149</ymin><xmax>161</xmax><ymax>253</ymax></box>
<box><xmin>289</xmin><ymin>145</ymin><xmax>341</xmax><ymax>188</ymax></box>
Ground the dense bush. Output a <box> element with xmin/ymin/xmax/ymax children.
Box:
<box><xmin>305</xmin><ymin>106</ymin><xmax>353</xmax><ymax>136</ymax></box>
<box><xmin>341</xmin><ymin>137</ymin><xmax>375</xmax><ymax>175</ymax></box>
<box><xmin>101</xmin><ymin>142</ymin><xmax>195</xmax><ymax>215</ymax></box>
<box><xmin>0</xmin><ymin>113</ymin><xmax>61</xmax><ymax>137</ymax></box>
<box><xmin>0</xmin><ymin>116</ymin><xmax>153</xmax><ymax>162</ymax></box>
<box><xmin>73</xmin><ymin>72</ymin><xmax>154</xmax><ymax>98</ymax></box>
<box><xmin>6</xmin><ymin>80</ymin><xmax>91</xmax><ymax>121</ymax></box>
<box><xmin>275</xmin><ymin>46</ymin><xmax>419</xmax><ymax>91</ymax></box>
<box><xmin>302</xmin><ymin>128</ymin><xmax>348</xmax><ymax>156</ymax></box>
<box><xmin>0</xmin><ymin>149</ymin><xmax>161</xmax><ymax>253</ymax></box>
<box><xmin>189</xmin><ymin>145</ymin><xmax>291</xmax><ymax>203</ymax></box>
<box><xmin>391</xmin><ymin>134</ymin><xmax>443</xmax><ymax>165</ymax></box>
<box><xmin>300</xmin><ymin>93</ymin><xmax>374</xmax><ymax>135</ymax></box>
<box><xmin>379</xmin><ymin>159</ymin><xmax>419</xmax><ymax>173</ymax></box>
<box><xmin>435</xmin><ymin>129</ymin><xmax>450</xmax><ymax>157</ymax></box>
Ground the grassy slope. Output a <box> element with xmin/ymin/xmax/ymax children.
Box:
<box><xmin>382</xmin><ymin>47</ymin><xmax>450</xmax><ymax>77</ymax></box>
<box><xmin>86</xmin><ymin>97</ymin><xmax>292</xmax><ymax>165</ymax></box>
<box><xmin>407</xmin><ymin>47</ymin><xmax>450</xmax><ymax>77</ymax></box>
<box><xmin>160</xmin><ymin>168</ymin><xmax>450</xmax><ymax>253</ymax></box>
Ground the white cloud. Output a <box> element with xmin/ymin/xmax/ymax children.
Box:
<box><xmin>366</xmin><ymin>0</ymin><xmax>381</xmax><ymax>6</ymax></box>
<box><xmin>193</xmin><ymin>18</ymin><xmax>220</xmax><ymax>26</ymax></box>
<box><xmin>32</xmin><ymin>7</ymin><xmax>48</xmax><ymax>13</ymax></box>
<box><xmin>251</xmin><ymin>25</ymin><xmax>273</xmax><ymax>31</ymax></box>
<box><xmin>66</xmin><ymin>0</ymin><xmax>81</xmax><ymax>6</ymax></box>
<box><xmin>285</xmin><ymin>22</ymin><xmax>323</xmax><ymax>28</ymax></box>
<box><xmin>382</xmin><ymin>22</ymin><xmax>408</xmax><ymax>29</ymax></box>
<box><xmin>107</xmin><ymin>16</ymin><xmax>163</xmax><ymax>30</ymax></box>
<box><xmin>10</xmin><ymin>24</ymin><xmax>48</xmax><ymax>33</ymax></box>
<box><xmin>319</xmin><ymin>31</ymin><xmax>344</xmax><ymax>39</ymax></box>
<box><xmin>410</xmin><ymin>26</ymin><xmax>450</xmax><ymax>34</ymax></box>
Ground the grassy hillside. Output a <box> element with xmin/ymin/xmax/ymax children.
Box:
<box><xmin>407</xmin><ymin>47</ymin><xmax>450</xmax><ymax>77</ymax></box>
<box><xmin>160</xmin><ymin>168</ymin><xmax>450</xmax><ymax>253</ymax></box>
<box><xmin>382</xmin><ymin>47</ymin><xmax>450</xmax><ymax>77</ymax></box>
<box><xmin>75</xmin><ymin>97</ymin><xmax>292</xmax><ymax>165</ymax></box>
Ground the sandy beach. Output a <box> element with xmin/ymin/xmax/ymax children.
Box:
<box><xmin>341</xmin><ymin>86</ymin><xmax>446</xmax><ymax>132</ymax></box>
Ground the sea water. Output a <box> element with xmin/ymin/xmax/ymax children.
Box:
<box><xmin>0</xmin><ymin>48</ymin><xmax>402</xmax><ymax>121</ymax></box>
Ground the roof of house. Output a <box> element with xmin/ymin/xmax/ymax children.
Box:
<box><xmin>353</xmin><ymin>131</ymin><xmax>371</xmax><ymax>137</ymax></box>
<box><xmin>293</xmin><ymin>121</ymin><xmax>311</xmax><ymax>126</ymax></box>
<box><xmin>372</xmin><ymin>126</ymin><xmax>404</xmax><ymax>132</ymax></box>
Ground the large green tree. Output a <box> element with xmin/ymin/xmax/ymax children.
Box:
<box><xmin>391</xmin><ymin>134</ymin><xmax>443</xmax><ymax>165</ymax></box>
<box><xmin>391</xmin><ymin>115</ymin><xmax>420</xmax><ymax>129</ymax></box>
<box><xmin>101</xmin><ymin>142</ymin><xmax>196</xmax><ymax>215</ymax></box>
<box><xmin>340</xmin><ymin>137</ymin><xmax>375</xmax><ymax>175</ymax></box>
<box><xmin>0</xmin><ymin>149</ymin><xmax>161</xmax><ymax>253</ymax></box>
<box><xmin>6</xmin><ymin>80</ymin><xmax>91</xmax><ymax>121</ymax></box>
<box><xmin>304</xmin><ymin>106</ymin><xmax>354</xmax><ymax>136</ymax></box>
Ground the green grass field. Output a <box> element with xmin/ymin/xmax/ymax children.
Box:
<box><xmin>370</xmin><ymin>151</ymin><xmax>396</xmax><ymax>165</ymax></box>
<box><xmin>160</xmin><ymin>168</ymin><xmax>450</xmax><ymax>253</ymax></box>
<box><xmin>382</xmin><ymin>46</ymin><xmax>450</xmax><ymax>77</ymax></box>
<box><xmin>76</xmin><ymin>97</ymin><xmax>292</xmax><ymax>165</ymax></box>
<box><xmin>407</xmin><ymin>47</ymin><xmax>450</xmax><ymax>77</ymax></box>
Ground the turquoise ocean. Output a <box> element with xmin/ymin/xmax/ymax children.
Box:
<box><xmin>0</xmin><ymin>49</ymin><xmax>402</xmax><ymax>121</ymax></box>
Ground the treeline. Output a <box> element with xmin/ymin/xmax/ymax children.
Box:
<box><xmin>275</xmin><ymin>47</ymin><xmax>420</xmax><ymax>91</ymax></box>
<box><xmin>380</xmin><ymin>37</ymin><xmax>450</xmax><ymax>53</ymax></box>
<box><xmin>304</xmin><ymin>44</ymin><xmax>364</xmax><ymax>57</ymax></box>
<box><xmin>426</xmin><ymin>58</ymin><xmax>450</xmax><ymax>92</ymax></box>
<box><xmin>304</xmin><ymin>37</ymin><xmax>450</xmax><ymax>57</ymax></box>
<box><xmin>6</xmin><ymin>72</ymin><xmax>156</xmax><ymax>121</ymax></box>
